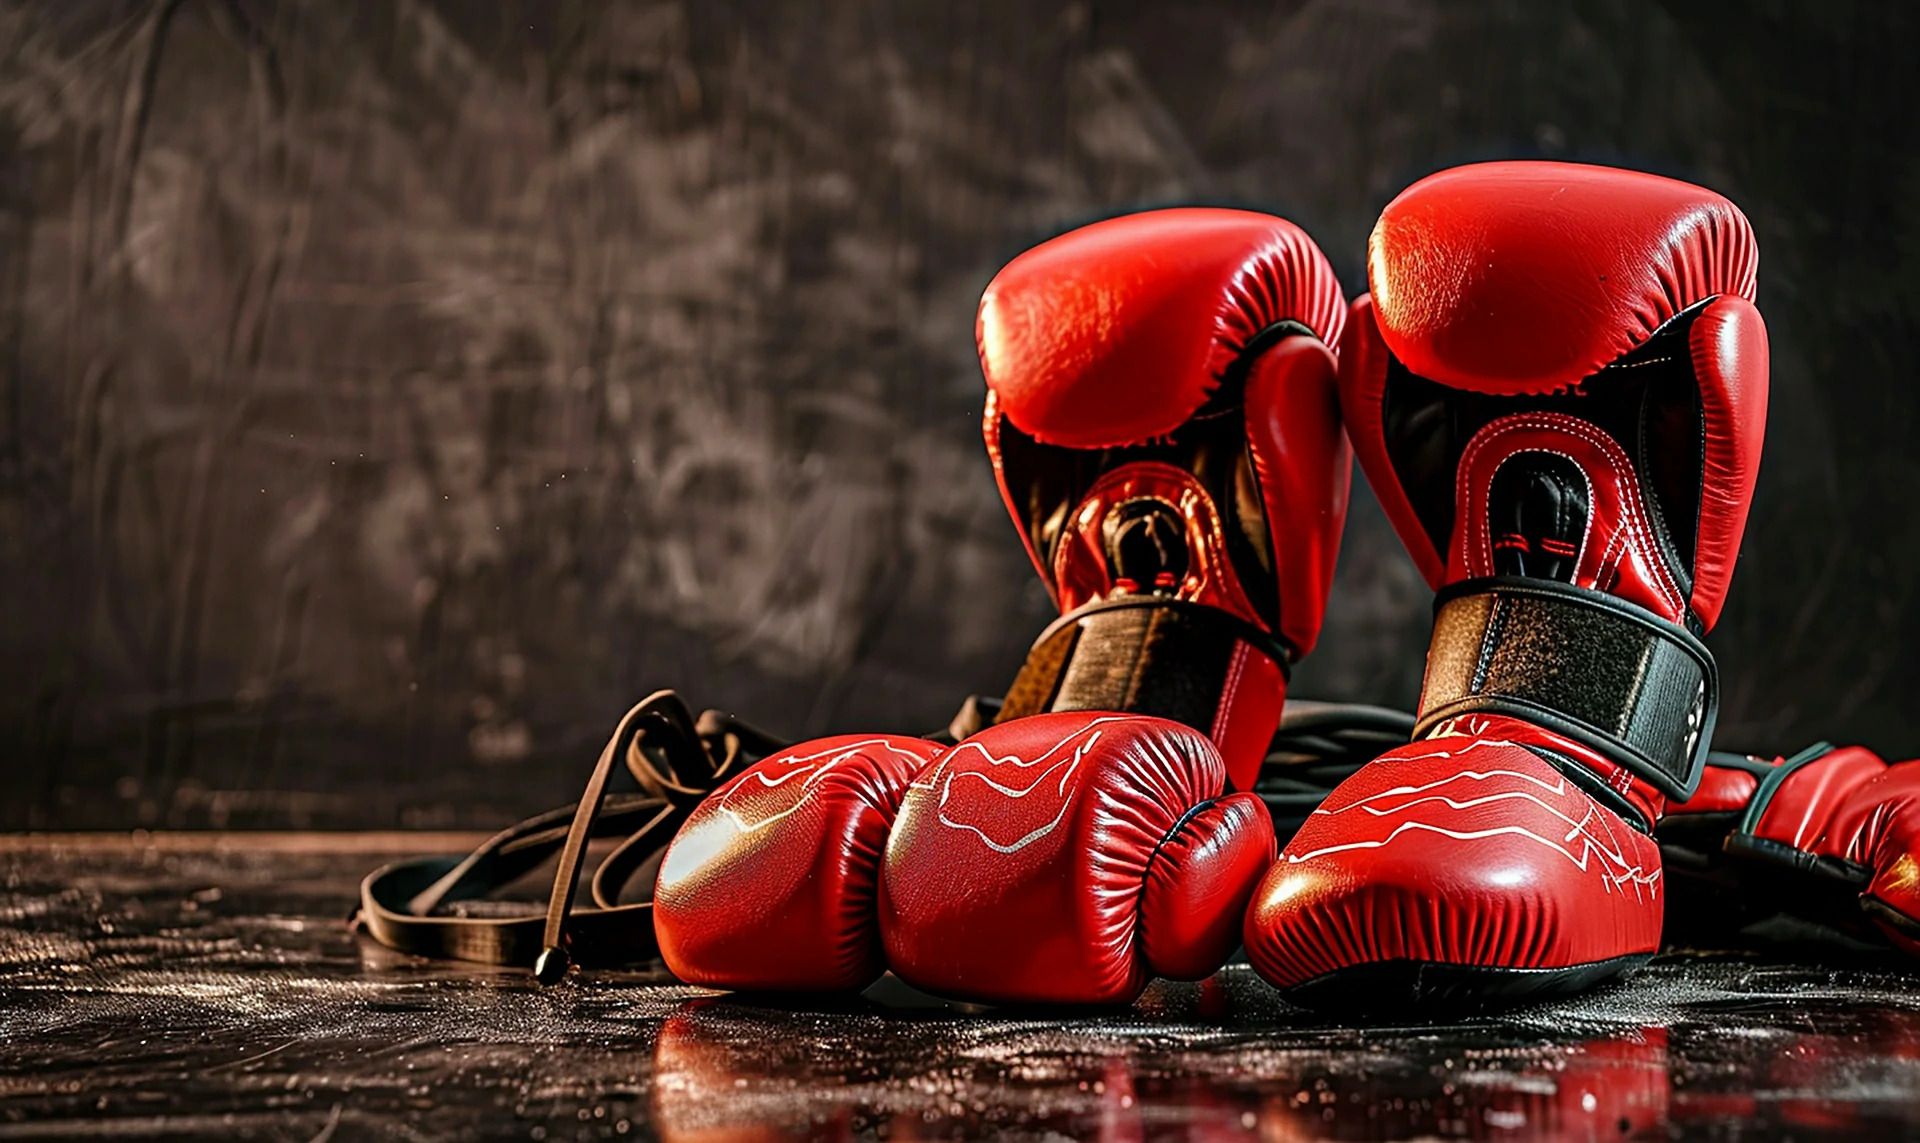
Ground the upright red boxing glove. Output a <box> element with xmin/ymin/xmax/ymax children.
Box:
<box><xmin>977</xmin><ymin>208</ymin><xmax>1351</xmax><ymax>792</ymax></box>
<box><xmin>1246</xmin><ymin>162</ymin><xmax>1769</xmax><ymax>1011</ymax></box>
<box><xmin>652</xmin><ymin>733</ymin><xmax>944</xmax><ymax>991</ymax></box>
<box><xmin>879</xmin><ymin>209</ymin><xmax>1349</xmax><ymax>1005</ymax></box>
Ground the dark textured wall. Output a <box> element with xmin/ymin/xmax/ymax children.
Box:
<box><xmin>2</xmin><ymin>0</ymin><xmax>1915</xmax><ymax>828</ymax></box>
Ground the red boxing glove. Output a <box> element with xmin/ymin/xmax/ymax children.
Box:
<box><xmin>653</xmin><ymin>734</ymin><xmax>944</xmax><ymax>991</ymax></box>
<box><xmin>1247</xmin><ymin>162</ymin><xmax>1769</xmax><ymax>1011</ymax></box>
<box><xmin>879</xmin><ymin>711</ymin><xmax>1275</xmax><ymax>1006</ymax></box>
<box><xmin>1668</xmin><ymin>745</ymin><xmax>1920</xmax><ymax>954</ymax></box>
<box><xmin>979</xmin><ymin>208</ymin><xmax>1350</xmax><ymax>791</ymax></box>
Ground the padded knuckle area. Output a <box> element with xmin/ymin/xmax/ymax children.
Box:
<box><xmin>1245</xmin><ymin>743</ymin><xmax>1664</xmax><ymax>991</ymax></box>
<box><xmin>1140</xmin><ymin>794</ymin><xmax>1275</xmax><ymax>981</ymax></box>
<box><xmin>879</xmin><ymin>713</ymin><xmax>1231</xmax><ymax>1004</ymax></box>
<box><xmin>653</xmin><ymin>735</ymin><xmax>938</xmax><ymax>992</ymax></box>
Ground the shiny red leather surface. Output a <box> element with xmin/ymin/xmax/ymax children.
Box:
<box><xmin>1343</xmin><ymin>162</ymin><xmax>1769</xmax><ymax>631</ymax></box>
<box><xmin>1209</xmin><ymin>643</ymin><xmax>1283</xmax><ymax>794</ymax></box>
<box><xmin>1044</xmin><ymin>461</ymin><xmax>1267</xmax><ymax>628</ymax></box>
<box><xmin>978</xmin><ymin>210</ymin><xmax>1350</xmax><ymax>658</ymax></box>
<box><xmin>878</xmin><ymin>711</ymin><xmax>1261</xmax><ymax>1005</ymax></box>
<box><xmin>1752</xmin><ymin>747</ymin><xmax>1890</xmax><ymax>853</ymax></box>
<box><xmin>1675</xmin><ymin>755</ymin><xmax>1765</xmax><ymax>814</ymax></box>
<box><xmin>1243</xmin><ymin>335</ymin><xmax>1351</xmax><ymax>659</ymax></box>
<box><xmin>1248</xmin><ymin>714</ymin><xmax>1664</xmax><ymax>988</ymax></box>
<box><xmin>1686</xmin><ymin>295</ymin><xmax>1770</xmax><ymax>627</ymax></box>
<box><xmin>978</xmin><ymin>209</ymin><xmax>1345</xmax><ymax>451</ymax></box>
<box><xmin>1137</xmin><ymin>791</ymin><xmax>1275</xmax><ymax>981</ymax></box>
<box><xmin>1367</xmin><ymin>161</ymin><xmax>1756</xmax><ymax>395</ymax></box>
<box><xmin>977</xmin><ymin>209</ymin><xmax>1351</xmax><ymax>792</ymax></box>
<box><xmin>1338</xmin><ymin>295</ymin><xmax>1437</xmax><ymax>582</ymax></box>
<box><xmin>1752</xmin><ymin>747</ymin><xmax>1920</xmax><ymax>953</ymax></box>
<box><xmin>1446</xmin><ymin>409</ymin><xmax>1690</xmax><ymax>623</ymax></box>
<box><xmin>653</xmin><ymin>734</ymin><xmax>943</xmax><ymax>992</ymax></box>
<box><xmin>1427</xmin><ymin>711</ymin><xmax>1670</xmax><ymax>828</ymax></box>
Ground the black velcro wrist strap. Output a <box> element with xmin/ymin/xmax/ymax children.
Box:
<box><xmin>994</xmin><ymin>596</ymin><xmax>1289</xmax><ymax>730</ymax></box>
<box><xmin>1415</xmin><ymin>576</ymin><xmax>1717</xmax><ymax>801</ymax></box>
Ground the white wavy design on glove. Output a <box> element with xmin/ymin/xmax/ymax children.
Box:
<box><xmin>926</xmin><ymin>716</ymin><xmax>1138</xmax><ymax>855</ymax></box>
<box><xmin>718</xmin><ymin>739</ymin><xmax>927</xmax><ymax>833</ymax></box>
<box><xmin>1289</xmin><ymin>750</ymin><xmax>1661</xmax><ymax>899</ymax></box>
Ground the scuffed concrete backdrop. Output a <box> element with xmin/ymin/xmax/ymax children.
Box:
<box><xmin>1</xmin><ymin>1</ymin><xmax>1915</xmax><ymax>827</ymax></box>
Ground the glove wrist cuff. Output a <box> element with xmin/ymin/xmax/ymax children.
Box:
<box><xmin>998</xmin><ymin>596</ymin><xmax>1287</xmax><ymax>721</ymax></box>
<box><xmin>1416</xmin><ymin>576</ymin><xmax>1718</xmax><ymax>801</ymax></box>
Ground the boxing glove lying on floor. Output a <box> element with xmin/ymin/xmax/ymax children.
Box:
<box><xmin>1662</xmin><ymin>745</ymin><xmax>1920</xmax><ymax>955</ymax></box>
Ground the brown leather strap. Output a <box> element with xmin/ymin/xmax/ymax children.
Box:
<box><xmin>356</xmin><ymin>795</ymin><xmax>670</xmax><ymax>969</ymax></box>
<box><xmin>352</xmin><ymin>691</ymin><xmax>784</xmax><ymax>979</ymax></box>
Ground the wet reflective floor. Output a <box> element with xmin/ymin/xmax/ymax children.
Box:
<box><xmin>4</xmin><ymin>835</ymin><xmax>1920</xmax><ymax>1141</ymax></box>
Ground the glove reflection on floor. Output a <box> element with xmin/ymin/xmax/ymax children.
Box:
<box><xmin>1260</xmin><ymin>1032</ymin><xmax>1669</xmax><ymax>1142</ymax></box>
<box><xmin>1665</xmin><ymin>1007</ymin><xmax>1920</xmax><ymax>1133</ymax></box>
<box><xmin>646</xmin><ymin>998</ymin><xmax>1671</xmax><ymax>1143</ymax></box>
<box><xmin>650</xmin><ymin>994</ymin><xmax>1920</xmax><ymax>1142</ymax></box>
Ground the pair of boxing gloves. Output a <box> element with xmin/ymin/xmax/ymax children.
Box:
<box><xmin>645</xmin><ymin>161</ymin><xmax>1920</xmax><ymax>1011</ymax></box>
